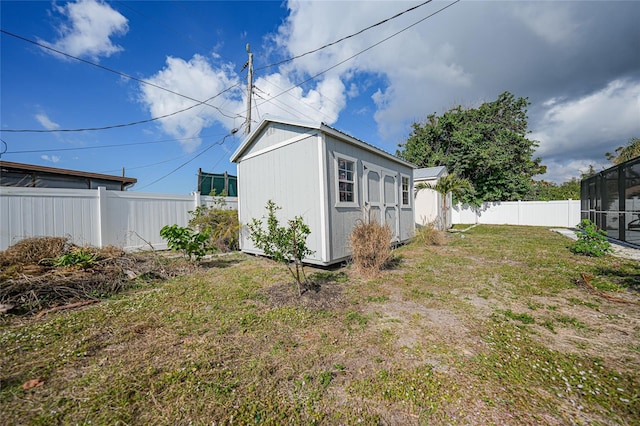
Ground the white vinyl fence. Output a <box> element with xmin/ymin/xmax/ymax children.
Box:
<box><xmin>0</xmin><ymin>186</ymin><xmax>237</xmax><ymax>251</ymax></box>
<box><xmin>452</xmin><ymin>200</ymin><xmax>581</xmax><ymax>228</ymax></box>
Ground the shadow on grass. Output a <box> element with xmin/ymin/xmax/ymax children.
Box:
<box><xmin>595</xmin><ymin>264</ymin><xmax>640</xmax><ymax>293</ymax></box>
<box><xmin>307</xmin><ymin>271</ymin><xmax>349</xmax><ymax>285</ymax></box>
<box><xmin>383</xmin><ymin>255</ymin><xmax>404</xmax><ymax>271</ymax></box>
<box><xmin>199</xmin><ymin>256</ymin><xmax>245</xmax><ymax>269</ymax></box>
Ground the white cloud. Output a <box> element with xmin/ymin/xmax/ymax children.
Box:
<box><xmin>532</xmin><ymin>79</ymin><xmax>640</xmax><ymax>159</ymax></box>
<box><xmin>531</xmin><ymin>78</ymin><xmax>640</xmax><ymax>182</ymax></box>
<box><xmin>41</xmin><ymin>155</ymin><xmax>61</xmax><ymax>163</ymax></box>
<box><xmin>270</xmin><ymin>1</ymin><xmax>473</xmax><ymax>137</ymax></box>
<box><xmin>138</xmin><ymin>51</ymin><xmax>347</xmax><ymax>151</ymax></box>
<box><xmin>252</xmin><ymin>73</ymin><xmax>345</xmax><ymax>125</ymax></box>
<box><xmin>511</xmin><ymin>3</ymin><xmax>581</xmax><ymax>46</ymax></box>
<box><xmin>539</xmin><ymin>158</ymin><xmax>608</xmax><ymax>184</ymax></box>
<box><xmin>35</xmin><ymin>113</ymin><xmax>60</xmax><ymax>130</ymax></box>
<box><xmin>43</xmin><ymin>0</ymin><xmax>128</xmax><ymax>60</ymax></box>
<box><xmin>139</xmin><ymin>55</ymin><xmax>243</xmax><ymax>152</ymax></box>
<box><xmin>137</xmin><ymin>0</ymin><xmax>639</xmax><ymax>169</ymax></box>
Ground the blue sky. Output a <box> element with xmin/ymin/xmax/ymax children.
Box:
<box><xmin>2</xmin><ymin>0</ymin><xmax>639</xmax><ymax>194</ymax></box>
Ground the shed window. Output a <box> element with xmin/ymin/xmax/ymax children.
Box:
<box><xmin>401</xmin><ymin>176</ymin><xmax>410</xmax><ymax>206</ymax></box>
<box><xmin>338</xmin><ymin>158</ymin><xmax>355</xmax><ymax>202</ymax></box>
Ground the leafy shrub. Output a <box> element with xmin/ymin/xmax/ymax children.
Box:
<box><xmin>247</xmin><ymin>200</ymin><xmax>313</xmax><ymax>295</ymax></box>
<box><xmin>160</xmin><ymin>224</ymin><xmax>212</xmax><ymax>261</ymax></box>
<box><xmin>188</xmin><ymin>201</ymin><xmax>240</xmax><ymax>252</ymax></box>
<box><xmin>349</xmin><ymin>220</ymin><xmax>392</xmax><ymax>277</ymax></box>
<box><xmin>570</xmin><ymin>219</ymin><xmax>612</xmax><ymax>257</ymax></box>
<box><xmin>414</xmin><ymin>222</ymin><xmax>446</xmax><ymax>246</ymax></box>
<box><xmin>54</xmin><ymin>248</ymin><xmax>99</xmax><ymax>269</ymax></box>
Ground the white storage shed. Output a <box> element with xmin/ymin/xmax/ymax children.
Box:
<box><xmin>231</xmin><ymin>117</ymin><xmax>416</xmax><ymax>266</ymax></box>
<box><xmin>414</xmin><ymin>166</ymin><xmax>449</xmax><ymax>227</ymax></box>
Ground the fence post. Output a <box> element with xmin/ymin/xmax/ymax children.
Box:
<box><xmin>517</xmin><ymin>200</ymin><xmax>522</xmax><ymax>225</ymax></box>
<box><xmin>97</xmin><ymin>187</ymin><xmax>108</xmax><ymax>248</ymax></box>
<box><xmin>193</xmin><ymin>191</ymin><xmax>201</xmax><ymax>210</ymax></box>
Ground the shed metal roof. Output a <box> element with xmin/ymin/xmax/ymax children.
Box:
<box><xmin>231</xmin><ymin>116</ymin><xmax>416</xmax><ymax>169</ymax></box>
<box><xmin>414</xmin><ymin>166</ymin><xmax>447</xmax><ymax>180</ymax></box>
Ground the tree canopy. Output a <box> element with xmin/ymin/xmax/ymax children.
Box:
<box><xmin>606</xmin><ymin>137</ymin><xmax>640</xmax><ymax>165</ymax></box>
<box><xmin>526</xmin><ymin>178</ymin><xmax>580</xmax><ymax>201</ymax></box>
<box><xmin>398</xmin><ymin>92</ymin><xmax>544</xmax><ymax>205</ymax></box>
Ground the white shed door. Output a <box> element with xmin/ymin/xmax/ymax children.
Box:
<box><xmin>364</xmin><ymin>164</ymin><xmax>400</xmax><ymax>241</ymax></box>
<box><xmin>365</xmin><ymin>168</ymin><xmax>382</xmax><ymax>224</ymax></box>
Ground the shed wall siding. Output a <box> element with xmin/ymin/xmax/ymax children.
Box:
<box><xmin>237</xmin><ymin>134</ymin><xmax>324</xmax><ymax>263</ymax></box>
<box><xmin>324</xmin><ymin>136</ymin><xmax>414</xmax><ymax>261</ymax></box>
<box><xmin>244</xmin><ymin>122</ymin><xmax>315</xmax><ymax>155</ymax></box>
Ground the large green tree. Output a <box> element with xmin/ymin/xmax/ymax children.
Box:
<box><xmin>398</xmin><ymin>92</ymin><xmax>544</xmax><ymax>205</ymax></box>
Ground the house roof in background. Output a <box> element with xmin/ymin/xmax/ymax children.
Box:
<box><xmin>231</xmin><ymin>116</ymin><xmax>416</xmax><ymax>168</ymax></box>
<box><xmin>414</xmin><ymin>166</ymin><xmax>447</xmax><ymax>180</ymax></box>
<box><xmin>0</xmin><ymin>161</ymin><xmax>137</xmax><ymax>186</ymax></box>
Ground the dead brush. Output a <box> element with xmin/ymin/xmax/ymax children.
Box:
<box><xmin>0</xmin><ymin>236</ymin><xmax>71</xmax><ymax>267</ymax></box>
<box><xmin>414</xmin><ymin>222</ymin><xmax>446</xmax><ymax>246</ymax></box>
<box><xmin>349</xmin><ymin>220</ymin><xmax>392</xmax><ymax>278</ymax></box>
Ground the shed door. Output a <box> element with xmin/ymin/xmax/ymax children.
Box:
<box><xmin>364</xmin><ymin>167</ymin><xmax>382</xmax><ymax>224</ymax></box>
<box><xmin>383</xmin><ymin>172</ymin><xmax>400</xmax><ymax>241</ymax></box>
<box><xmin>363</xmin><ymin>164</ymin><xmax>400</xmax><ymax>241</ymax></box>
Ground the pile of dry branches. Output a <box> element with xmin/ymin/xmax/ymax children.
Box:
<box><xmin>0</xmin><ymin>237</ymin><xmax>193</xmax><ymax>315</ymax></box>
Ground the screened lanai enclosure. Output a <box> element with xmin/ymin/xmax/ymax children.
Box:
<box><xmin>581</xmin><ymin>156</ymin><xmax>640</xmax><ymax>247</ymax></box>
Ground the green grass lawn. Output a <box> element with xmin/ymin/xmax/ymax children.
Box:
<box><xmin>2</xmin><ymin>225</ymin><xmax>639</xmax><ymax>425</ymax></box>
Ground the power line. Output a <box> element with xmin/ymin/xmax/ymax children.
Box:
<box><xmin>3</xmin><ymin>84</ymin><xmax>241</xmax><ymax>134</ymax></box>
<box><xmin>254</xmin><ymin>0</ymin><xmax>460</xmax><ymax>110</ymax></box>
<box><xmin>256</xmin><ymin>0</ymin><xmax>433</xmax><ymax>71</ymax></box>
<box><xmin>0</xmin><ymin>29</ymin><xmax>243</xmax><ymax>132</ymax></box>
<box><xmin>5</xmin><ymin>134</ymin><xmax>212</xmax><ymax>154</ymax></box>
<box><xmin>254</xmin><ymin>85</ymin><xmax>319</xmax><ymax>123</ymax></box>
<box><xmin>0</xmin><ymin>139</ymin><xmax>8</xmax><ymax>159</ymax></box>
<box><xmin>99</xmin><ymin>145</ymin><xmax>210</xmax><ymax>174</ymax></box>
<box><xmin>136</xmin><ymin>127</ymin><xmax>240</xmax><ymax>190</ymax></box>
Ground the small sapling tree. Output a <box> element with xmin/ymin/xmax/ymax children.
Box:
<box><xmin>160</xmin><ymin>224</ymin><xmax>212</xmax><ymax>261</ymax></box>
<box><xmin>247</xmin><ymin>200</ymin><xmax>314</xmax><ymax>295</ymax></box>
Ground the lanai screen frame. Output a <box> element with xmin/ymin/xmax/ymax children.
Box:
<box><xmin>581</xmin><ymin>156</ymin><xmax>640</xmax><ymax>247</ymax></box>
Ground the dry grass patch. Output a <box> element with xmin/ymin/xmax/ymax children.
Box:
<box><xmin>414</xmin><ymin>222</ymin><xmax>447</xmax><ymax>246</ymax></box>
<box><xmin>349</xmin><ymin>220</ymin><xmax>393</xmax><ymax>278</ymax></box>
<box><xmin>0</xmin><ymin>236</ymin><xmax>70</xmax><ymax>266</ymax></box>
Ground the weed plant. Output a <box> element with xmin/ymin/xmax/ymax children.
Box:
<box><xmin>414</xmin><ymin>222</ymin><xmax>446</xmax><ymax>246</ymax></box>
<box><xmin>571</xmin><ymin>219</ymin><xmax>612</xmax><ymax>257</ymax></box>
<box><xmin>349</xmin><ymin>220</ymin><xmax>392</xmax><ymax>277</ymax></box>
<box><xmin>188</xmin><ymin>199</ymin><xmax>240</xmax><ymax>252</ymax></box>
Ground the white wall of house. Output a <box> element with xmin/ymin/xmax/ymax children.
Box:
<box><xmin>452</xmin><ymin>200</ymin><xmax>581</xmax><ymax>228</ymax></box>
<box><xmin>0</xmin><ymin>186</ymin><xmax>236</xmax><ymax>251</ymax></box>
